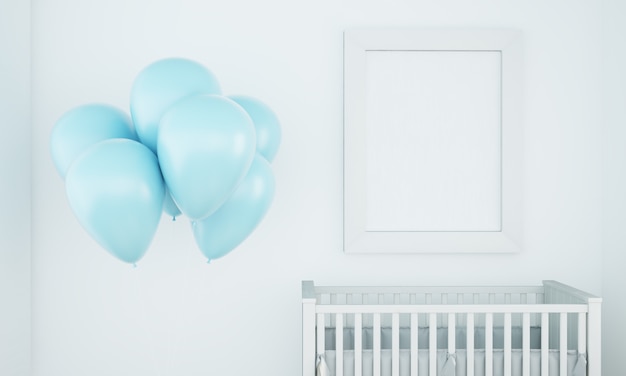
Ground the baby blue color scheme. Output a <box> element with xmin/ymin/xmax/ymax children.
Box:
<box><xmin>130</xmin><ymin>58</ymin><xmax>222</xmax><ymax>153</ymax></box>
<box><xmin>50</xmin><ymin>104</ymin><xmax>137</xmax><ymax>178</ymax></box>
<box><xmin>65</xmin><ymin>139</ymin><xmax>165</xmax><ymax>264</ymax></box>
<box><xmin>157</xmin><ymin>94</ymin><xmax>256</xmax><ymax>220</ymax></box>
<box><xmin>192</xmin><ymin>154</ymin><xmax>275</xmax><ymax>261</ymax></box>
<box><xmin>163</xmin><ymin>187</ymin><xmax>181</xmax><ymax>220</ymax></box>
<box><xmin>229</xmin><ymin>95</ymin><xmax>281</xmax><ymax>163</ymax></box>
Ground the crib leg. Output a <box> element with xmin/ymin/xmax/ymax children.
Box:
<box><xmin>587</xmin><ymin>299</ymin><xmax>602</xmax><ymax>376</ymax></box>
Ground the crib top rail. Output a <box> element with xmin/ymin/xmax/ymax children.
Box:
<box><xmin>542</xmin><ymin>280</ymin><xmax>601</xmax><ymax>304</ymax></box>
<box><xmin>314</xmin><ymin>303</ymin><xmax>589</xmax><ymax>314</ymax></box>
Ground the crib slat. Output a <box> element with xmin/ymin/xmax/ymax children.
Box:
<box><xmin>578</xmin><ymin>312</ymin><xmax>586</xmax><ymax>355</ymax></box>
<box><xmin>523</xmin><ymin>313</ymin><xmax>530</xmax><ymax>376</ymax></box>
<box><xmin>346</xmin><ymin>295</ymin><xmax>353</xmax><ymax>328</ymax></box>
<box><xmin>429</xmin><ymin>313</ymin><xmax>437</xmax><ymax>376</ymax></box>
<box><xmin>541</xmin><ymin>313</ymin><xmax>549</xmax><ymax>376</ymax></box>
<box><xmin>331</xmin><ymin>294</ymin><xmax>337</xmax><ymax>327</ymax></box>
<box><xmin>486</xmin><ymin>313</ymin><xmax>493</xmax><ymax>376</ymax></box>
<box><xmin>448</xmin><ymin>313</ymin><xmax>456</xmax><ymax>355</ymax></box>
<box><xmin>374</xmin><ymin>313</ymin><xmax>381</xmax><ymax>376</ymax></box>
<box><xmin>355</xmin><ymin>313</ymin><xmax>363</xmax><ymax>376</ymax></box>
<box><xmin>467</xmin><ymin>313</ymin><xmax>475</xmax><ymax>376</ymax></box>
<box><xmin>410</xmin><ymin>313</ymin><xmax>418</xmax><ymax>376</ymax></box>
<box><xmin>317</xmin><ymin>314</ymin><xmax>325</xmax><ymax>356</ymax></box>
<box><xmin>392</xmin><ymin>313</ymin><xmax>400</xmax><ymax>376</ymax></box>
<box><xmin>560</xmin><ymin>313</ymin><xmax>567</xmax><ymax>376</ymax></box>
<box><xmin>504</xmin><ymin>313</ymin><xmax>512</xmax><ymax>376</ymax></box>
<box><xmin>337</xmin><ymin>313</ymin><xmax>344</xmax><ymax>376</ymax></box>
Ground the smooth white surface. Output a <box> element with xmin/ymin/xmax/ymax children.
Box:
<box><xmin>30</xmin><ymin>1</ymin><xmax>604</xmax><ymax>376</ymax></box>
<box><xmin>344</xmin><ymin>29</ymin><xmax>523</xmax><ymax>253</ymax></box>
<box><xmin>365</xmin><ymin>50</ymin><xmax>501</xmax><ymax>232</ymax></box>
<box><xmin>0</xmin><ymin>0</ymin><xmax>31</xmax><ymax>375</ymax></box>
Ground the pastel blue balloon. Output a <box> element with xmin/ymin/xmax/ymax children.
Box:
<box><xmin>130</xmin><ymin>58</ymin><xmax>222</xmax><ymax>153</ymax></box>
<box><xmin>192</xmin><ymin>155</ymin><xmax>275</xmax><ymax>261</ymax></box>
<box><xmin>229</xmin><ymin>95</ymin><xmax>281</xmax><ymax>162</ymax></box>
<box><xmin>65</xmin><ymin>139</ymin><xmax>165</xmax><ymax>264</ymax></box>
<box><xmin>158</xmin><ymin>94</ymin><xmax>256</xmax><ymax>220</ymax></box>
<box><xmin>50</xmin><ymin>104</ymin><xmax>137</xmax><ymax>178</ymax></box>
<box><xmin>163</xmin><ymin>187</ymin><xmax>181</xmax><ymax>221</ymax></box>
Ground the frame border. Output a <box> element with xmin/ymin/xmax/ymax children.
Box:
<box><xmin>343</xmin><ymin>29</ymin><xmax>523</xmax><ymax>254</ymax></box>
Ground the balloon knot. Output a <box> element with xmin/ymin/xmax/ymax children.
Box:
<box><xmin>172</xmin><ymin>216</ymin><xmax>177</xmax><ymax>222</ymax></box>
<box><xmin>207</xmin><ymin>259</ymin><xmax>212</xmax><ymax>264</ymax></box>
<box><xmin>133</xmin><ymin>263</ymin><xmax>137</xmax><ymax>268</ymax></box>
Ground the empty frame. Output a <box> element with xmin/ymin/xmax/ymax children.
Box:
<box><xmin>344</xmin><ymin>29</ymin><xmax>523</xmax><ymax>254</ymax></box>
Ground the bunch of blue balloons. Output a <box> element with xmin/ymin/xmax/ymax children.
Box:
<box><xmin>50</xmin><ymin>58</ymin><xmax>281</xmax><ymax>265</ymax></box>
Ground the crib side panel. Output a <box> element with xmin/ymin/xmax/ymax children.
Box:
<box><xmin>543</xmin><ymin>280</ymin><xmax>602</xmax><ymax>376</ymax></box>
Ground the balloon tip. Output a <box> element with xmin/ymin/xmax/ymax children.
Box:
<box><xmin>207</xmin><ymin>259</ymin><xmax>211</xmax><ymax>264</ymax></box>
<box><xmin>133</xmin><ymin>263</ymin><xmax>137</xmax><ymax>268</ymax></box>
<box><xmin>172</xmin><ymin>216</ymin><xmax>177</xmax><ymax>222</ymax></box>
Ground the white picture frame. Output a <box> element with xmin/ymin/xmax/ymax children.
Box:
<box><xmin>344</xmin><ymin>29</ymin><xmax>523</xmax><ymax>254</ymax></box>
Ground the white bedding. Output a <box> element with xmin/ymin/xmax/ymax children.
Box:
<box><xmin>320</xmin><ymin>327</ymin><xmax>586</xmax><ymax>376</ymax></box>
<box><xmin>319</xmin><ymin>349</ymin><xmax>586</xmax><ymax>376</ymax></box>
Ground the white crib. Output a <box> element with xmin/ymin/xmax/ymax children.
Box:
<box><xmin>302</xmin><ymin>281</ymin><xmax>601</xmax><ymax>376</ymax></box>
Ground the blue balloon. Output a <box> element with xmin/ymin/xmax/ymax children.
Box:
<box><xmin>229</xmin><ymin>95</ymin><xmax>281</xmax><ymax>162</ymax></box>
<box><xmin>50</xmin><ymin>104</ymin><xmax>137</xmax><ymax>179</ymax></box>
<box><xmin>65</xmin><ymin>139</ymin><xmax>165</xmax><ymax>264</ymax></box>
<box><xmin>192</xmin><ymin>155</ymin><xmax>275</xmax><ymax>261</ymax></box>
<box><xmin>157</xmin><ymin>94</ymin><xmax>256</xmax><ymax>220</ymax></box>
<box><xmin>163</xmin><ymin>187</ymin><xmax>181</xmax><ymax>221</ymax></box>
<box><xmin>130</xmin><ymin>58</ymin><xmax>221</xmax><ymax>153</ymax></box>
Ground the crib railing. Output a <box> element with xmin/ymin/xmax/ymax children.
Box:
<box><xmin>542</xmin><ymin>281</ymin><xmax>602</xmax><ymax>376</ymax></box>
<box><xmin>302</xmin><ymin>281</ymin><xmax>602</xmax><ymax>376</ymax></box>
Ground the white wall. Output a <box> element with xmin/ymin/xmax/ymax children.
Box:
<box><xmin>31</xmin><ymin>1</ymin><xmax>604</xmax><ymax>376</ymax></box>
<box><xmin>0</xmin><ymin>0</ymin><xmax>31</xmax><ymax>375</ymax></box>
<box><xmin>602</xmin><ymin>0</ymin><xmax>626</xmax><ymax>374</ymax></box>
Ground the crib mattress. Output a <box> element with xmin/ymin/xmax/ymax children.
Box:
<box><xmin>319</xmin><ymin>349</ymin><xmax>586</xmax><ymax>376</ymax></box>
